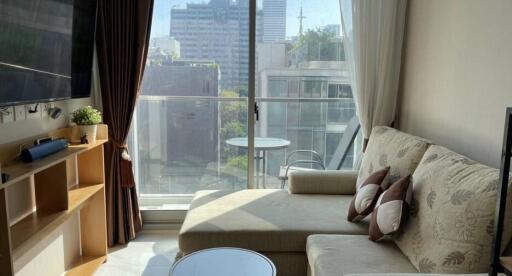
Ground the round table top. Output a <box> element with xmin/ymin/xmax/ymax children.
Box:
<box><xmin>171</xmin><ymin>247</ymin><xmax>276</xmax><ymax>276</ymax></box>
<box><xmin>226</xmin><ymin>137</ymin><xmax>290</xmax><ymax>150</ymax></box>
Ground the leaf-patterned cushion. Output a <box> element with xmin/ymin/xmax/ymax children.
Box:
<box><xmin>358</xmin><ymin>126</ymin><xmax>431</xmax><ymax>190</ymax></box>
<box><xmin>394</xmin><ymin>145</ymin><xmax>512</xmax><ymax>273</ymax></box>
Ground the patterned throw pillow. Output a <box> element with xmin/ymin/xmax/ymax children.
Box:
<box><xmin>347</xmin><ymin>166</ymin><xmax>390</xmax><ymax>222</ymax></box>
<box><xmin>369</xmin><ymin>175</ymin><xmax>412</xmax><ymax>241</ymax></box>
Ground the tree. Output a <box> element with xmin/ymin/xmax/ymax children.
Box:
<box><xmin>293</xmin><ymin>28</ymin><xmax>345</xmax><ymax>62</ymax></box>
<box><xmin>219</xmin><ymin>90</ymin><xmax>248</xmax><ymax>172</ymax></box>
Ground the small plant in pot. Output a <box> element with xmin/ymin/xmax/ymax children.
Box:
<box><xmin>71</xmin><ymin>106</ymin><xmax>102</xmax><ymax>143</ymax></box>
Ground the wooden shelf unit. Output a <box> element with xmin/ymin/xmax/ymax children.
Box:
<box><xmin>0</xmin><ymin>125</ymin><xmax>108</xmax><ymax>276</ymax></box>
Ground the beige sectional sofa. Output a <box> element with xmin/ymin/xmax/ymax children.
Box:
<box><xmin>178</xmin><ymin>126</ymin><xmax>510</xmax><ymax>276</ymax></box>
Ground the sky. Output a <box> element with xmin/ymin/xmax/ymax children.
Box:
<box><xmin>150</xmin><ymin>0</ymin><xmax>342</xmax><ymax>38</ymax></box>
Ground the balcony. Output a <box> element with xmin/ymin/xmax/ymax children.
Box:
<box><xmin>130</xmin><ymin>95</ymin><xmax>360</xmax><ymax>208</ymax></box>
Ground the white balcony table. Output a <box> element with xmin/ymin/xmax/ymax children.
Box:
<box><xmin>170</xmin><ymin>247</ymin><xmax>276</xmax><ymax>276</ymax></box>
<box><xmin>226</xmin><ymin>137</ymin><xmax>290</xmax><ymax>188</ymax></box>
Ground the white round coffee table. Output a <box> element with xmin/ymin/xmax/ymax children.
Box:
<box><xmin>170</xmin><ymin>247</ymin><xmax>276</xmax><ymax>276</ymax></box>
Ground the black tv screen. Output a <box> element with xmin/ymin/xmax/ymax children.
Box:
<box><xmin>0</xmin><ymin>0</ymin><xmax>97</xmax><ymax>107</ymax></box>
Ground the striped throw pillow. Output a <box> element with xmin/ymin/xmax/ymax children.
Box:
<box><xmin>347</xmin><ymin>166</ymin><xmax>390</xmax><ymax>222</ymax></box>
<box><xmin>369</xmin><ymin>174</ymin><xmax>412</xmax><ymax>241</ymax></box>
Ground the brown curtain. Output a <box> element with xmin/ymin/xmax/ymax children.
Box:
<box><xmin>96</xmin><ymin>0</ymin><xmax>154</xmax><ymax>246</ymax></box>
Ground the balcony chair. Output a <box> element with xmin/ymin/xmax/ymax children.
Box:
<box><xmin>278</xmin><ymin>115</ymin><xmax>360</xmax><ymax>188</ymax></box>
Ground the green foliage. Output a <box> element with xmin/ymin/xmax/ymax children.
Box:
<box><xmin>220</xmin><ymin>86</ymin><xmax>248</xmax><ymax>98</ymax></box>
<box><xmin>220</xmin><ymin>90</ymin><xmax>239</xmax><ymax>98</ymax></box>
<box><xmin>206</xmin><ymin>63</ymin><xmax>219</xmax><ymax>69</ymax></box>
<box><xmin>233</xmin><ymin>86</ymin><xmax>248</xmax><ymax>97</ymax></box>
<box><xmin>220</xmin><ymin>122</ymin><xmax>246</xmax><ymax>140</ymax></box>
<box><xmin>71</xmin><ymin>106</ymin><xmax>102</xmax><ymax>125</ymax></box>
<box><xmin>220</xmin><ymin>121</ymin><xmax>247</xmax><ymax>160</ymax></box>
<box><xmin>219</xmin><ymin>89</ymin><xmax>248</xmax><ymax>164</ymax></box>
<box><xmin>293</xmin><ymin>28</ymin><xmax>345</xmax><ymax>62</ymax></box>
<box><xmin>149</xmin><ymin>59</ymin><xmax>163</xmax><ymax>66</ymax></box>
<box><xmin>225</xmin><ymin>155</ymin><xmax>248</xmax><ymax>172</ymax></box>
<box><xmin>220</xmin><ymin>90</ymin><xmax>248</xmax><ymax>133</ymax></box>
<box><xmin>296</xmin><ymin>28</ymin><xmax>335</xmax><ymax>46</ymax></box>
<box><xmin>221</xmin><ymin>102</ymin><xmax>247</xmax><ymax>125</ymax></box>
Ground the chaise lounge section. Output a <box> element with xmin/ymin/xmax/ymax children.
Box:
<box><xmin>178</xmin><ymin>126</ymin><xmax>512</xmax><ymax>275</ymax></box>
<box><xmin>179</xmin><ymin>126</ymin><xmax>432</xmax><ymax>275</ymax></box>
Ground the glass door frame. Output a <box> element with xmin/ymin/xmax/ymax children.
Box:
<box><xmin>132</xmin><ymin>0</ymin><xmax>359</xmax><ymax>221</ymax></box>
<box><xmin>247</xmin><ymin>0</ymin><xmax>257</xmax><ymax>189</ymax></box>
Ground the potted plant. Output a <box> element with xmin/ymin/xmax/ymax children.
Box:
<box><xmin>71</xmin><ymin>106</ymin><xmax>102</xmax><ymax>143</ymax></box>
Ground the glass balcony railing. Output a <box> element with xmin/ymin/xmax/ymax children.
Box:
<box><xmin>130</xmin><ymin>95</ymin><xmax>359</xmax><ymax>198</ymax></box>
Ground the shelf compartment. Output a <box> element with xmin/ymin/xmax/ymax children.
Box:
<box><xmin>0</xmin><ymin>140</ymin><xmax>107</xmax><ymax>190</ymax></box>
<box><xmin>10</xmin><ymin>184</ymin><xmax>104</xmax><ymax>261</ymax></box>
<box><xmin>66</xmin><ymin>255</ymin><xmax>107</xmax><ymax>276</ymax></box>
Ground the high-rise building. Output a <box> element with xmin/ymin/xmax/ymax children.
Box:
<box><xmin>170</xmin><ymin>0</ymin><xmax>249</xmax><ymax>89</ymax></box>
<box><xmin>258</xmin><ymin>62</ymin><xmax>356</xmax><ymax>175</ymax></box>
<box><xmin>262</xmin><ymin>0</ymin><xmax>286</xmax><ymax>42</ymax></box>
<box><xmin>256</xmin><ymin>10</ymin><xmax>264</xmax><ymax>43</ymax></box>
<box><xmin>137</xmin><ymin>60</ymin><xmax>220</xmax><ymax>193</ymax></box>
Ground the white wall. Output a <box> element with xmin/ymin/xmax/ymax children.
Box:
<box><xmin>0</xmin><ymin>98</ymin><xmax>90</xmax><ymax>144</ymax></box>
<box><xmin>397</xmin><ymin>0</ymin><xmax>512</xmax><ymax>168</ymax></box>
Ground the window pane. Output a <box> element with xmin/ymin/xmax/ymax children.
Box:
<box><xmin>255</xmin><ymin>0</ymin><xmax>359</xmax><ymax>189</ymax></box>
<box><xmin>133</xmin><ymin>0</ymin><xmax>249</xmax><ymax>205</ymax></box>
<box><xmin>131</xmin><ymin>0</ymin><xmax>361</xmax><ymax>200</ymax></box>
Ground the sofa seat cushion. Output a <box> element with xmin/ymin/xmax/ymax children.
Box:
<box><xmin>394</xmin><ymin>145</ymin><xmax>512</xmax><ymax>273</ymax></box>
<box><xmin>307</xmin><ymin>235</ymin><xmax>417</xmax><ymax>276</ymax></box>
<box><xmin>179</xmin><ymin>190</ymin><xmax>369</xmax><ymax>253</ymax></box>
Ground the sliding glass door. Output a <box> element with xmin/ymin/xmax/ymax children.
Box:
<box><xmin>253</xmin><ymin>0</ymin><xmax>359</xmax><ymax>189</ymax></box>
<box><xmin>129</xmin><ymin>0</ymin><xmax>360</xmax><ymax>209</ymax></box>
<box><xmin>131</xmin><ymin>0</ymin><xmax>251</xmax><ymax>208</ymax></box>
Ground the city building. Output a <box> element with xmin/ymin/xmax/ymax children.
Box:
<box><xmin>256</xmin><ymin>42</ymin><xmax>288</xmax><ymax>73</ymax></box>
<box><xmin>149</xmin><ymin>36</ymin><xmax>181</xmax><ymax>58</ymax></box>
<box><xmin>169</xmin><ymin>0</ymin><xmax>249</xmax><ymax>89</ymax></box>
<box><xmin>255</xmin><ymin>41</ymin><xmax>290</xmax><ymax>97</ymax></box>
<box><xmin>287</xmin><ymin>37</ymin><xmax>345</xmax><ymax>68</ymax></box>
<box><xmin>257</xmin><ymin>61</ymin><xmax>356</xmax><ymax>176</ymax></box>
<box><xmin>136</xmin><ymin>60</ymin><xmax>220</xmax><ymax>193</ymax></box>
<box><xmin>262</xmin><ymin>0</ymin><xmax>287</xmax><ymax>42</ymax></box>
<box><xmin>256</xmin><ymin>9</ymin><xmax>264</xmax><ymax>43</ymax></box>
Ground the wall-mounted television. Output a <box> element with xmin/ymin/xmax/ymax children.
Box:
<box><xmin>0</xmin><ymin>0</ymin><xmax>97</xmax><ymax>107</ymax></box>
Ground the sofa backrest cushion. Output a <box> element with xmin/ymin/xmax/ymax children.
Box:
<box><xmin>394</xmin><ymin>145</ymin><xmax>512</xmax><ymax>273</ymax></box>
<box><xmin>357</xmin><ymin>126</ymin><xmax>431</xmax><ymax>190</ymax></box>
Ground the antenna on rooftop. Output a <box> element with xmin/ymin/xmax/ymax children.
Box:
<box><xmin>298</xmin><ymin>1</ymin><xmax>306</xmax><ymax>36</ymax></box>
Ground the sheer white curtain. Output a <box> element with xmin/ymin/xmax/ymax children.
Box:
<box><xmin>340</xmin><ymin>0</ymin><xmax>407</xmax><ymax>148</ymax></box>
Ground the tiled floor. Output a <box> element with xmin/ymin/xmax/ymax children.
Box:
<box><xmin>94</xmin><ymin>230</ymin><xmax>179</xmax><ymax>276</ymax></box>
